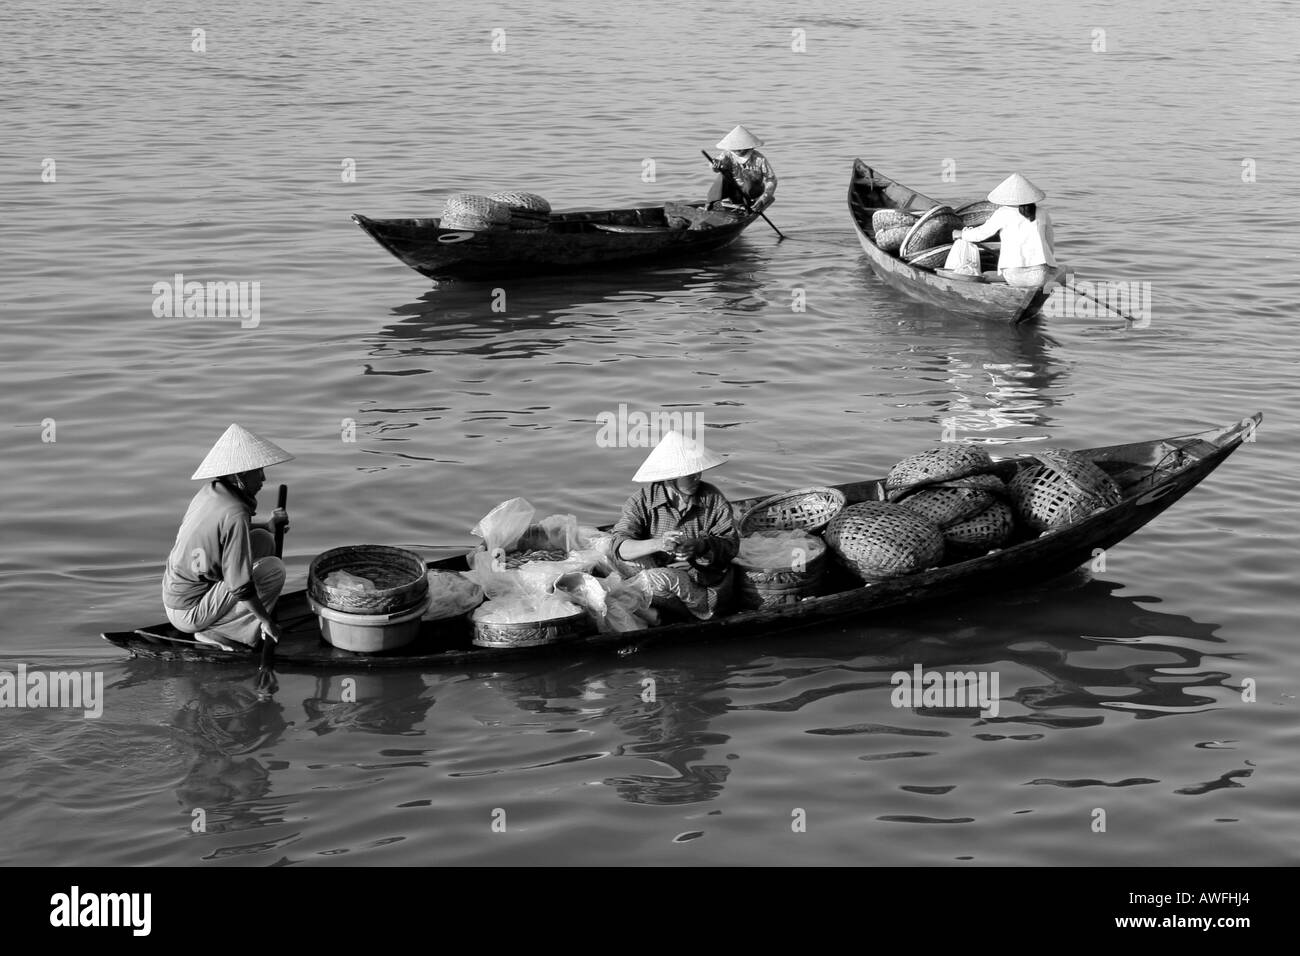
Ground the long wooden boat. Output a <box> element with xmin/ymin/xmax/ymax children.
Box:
<box><xmin>103</xmin><ymin>414</ymin><xmax>1259</xmax><ymax>669</ymax></box>
<box><xmin>848</xmin><ymin>159</ymin><xmax>1058</xmax><ymax>324</ymax></box>
<box><xmin>352</xmin><ymin>200</ymin><xmax>761</xmax><ymax>282</ymax></box>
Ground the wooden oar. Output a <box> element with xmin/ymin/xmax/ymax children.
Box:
<box><xmin>260</xmin><ymin>483</ymin><xmax>288</xmax><ymax>677</ymax></box>
<box><xmin>701</xmin><ymin>149</ymin><xmax>785</xmax><ymax>240</ymax></box>
<box><xmin>1057</xmin><ymin>273</ymin><xmax>1148</xmax><ymax>324</ymax></box>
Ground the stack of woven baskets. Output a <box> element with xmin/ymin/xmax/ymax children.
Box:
<box><xmin>885</xmin><ymin>446</ymin><xmax>1015</xmax><ymax>559</ymax></box>
<box><xmin>307</xmin><ymin>545</ymin><xmax>432</xmax><ymax>652</ymax></box>
<box><xmin>440</xmin><ymin>192</ymin><xmax>552</xmax><ymax>232</ymax></box>
<box><xmin>733</xmin><ymin>487</ymin><xmax>846</xmax><ymax>609</ymax></box>
<box><xmin>440</xmin><ymin>193</ymin><xmax>511</xmax><ymax>232</ymax></box>
<box><xmin>900</xmin><ymin>205</ymin><xmax>965</xmax><ymax>269</ymax></box>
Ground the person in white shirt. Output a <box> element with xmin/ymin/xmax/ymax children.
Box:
<box><xmin>957</xmin><ymin>173</ymin><xmax>1057</xmax><ymax>287</ymax></box>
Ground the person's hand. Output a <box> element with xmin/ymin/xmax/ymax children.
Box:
<box><xmin>660</xmin><ymin>531</ymin><xmax>683</xmax><ymax>554</ymax></box>
<box><xmin>260</xmin><ymin>620</ymin><xmax>282</xmax><ymax>644</ymax></box>
<box><xmin>269</xmin><ymin>507</ymin><xmax>290</xmax><ymax>534</ymax></box>
<box><xmin>672</xmin><ymin>536</ymin><xmax>703</xmax><ymax>560</ymax></box>
<box><xmin>255</xmin><ymin>666</ymin><xmax>278</xmax><ymax>697</ymax></box>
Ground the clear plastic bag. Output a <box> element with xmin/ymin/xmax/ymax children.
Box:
<box><xmin>422</xmin><ymin>570</ymin><xmax>484</xmax><ymax>621</ymax></box>
<box><xmin>471</xmin><ymin>593</ymin><xmax>584</xmax><ymax>625</ymax></box>
<box><xmin>736</xmin><ymin>529</ymin><xmax>826</xmax><ymax>569</ymax></box>
<box><xmin>471</xmin><ymin>497</ymin><xmax>536</xmax><ymax>553</ymax></box>
<box><xmin>554</xmin><ymin>570</ymin><xmax>655</xmax><ymax>633</ymax></box>
<box><xmin>323</xmin><ymin>570</ymin><xmax>376</xmax><ymax>591</ymax></box>
<box><xmin>943</xmin><ymin>238</ymin><xmax>982</xmax><ymax>276</ymax></box>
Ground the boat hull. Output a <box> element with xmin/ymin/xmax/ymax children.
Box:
<box><xmin>103</xmin><ymin>415</ymin><xmax>1260</xmax><ymax>670</ymax></box>
<box><xmin>848</xmin><ymin>160</ymin><xmax>1056</xmax><ymax>323</ymax></box>
<box><xmin>353</xmin><ymin>201</ymin><xmax>759</xmax><ymax>282</ymax></box>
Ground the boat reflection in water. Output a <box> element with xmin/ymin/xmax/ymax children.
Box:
<box><xmin>464</xmin><ymin>573</ymin><xmax>1230</xmax><ymax>807</ymax></box>
<box><xmin>302</xmin><ymin>671</ymin><xmax>431</xmax><ymax>736</ymax></box>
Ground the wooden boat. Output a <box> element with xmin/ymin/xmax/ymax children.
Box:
<box><xmin>848</xmin><ymin>160</ymin><xmax>1058</xmax><ymax>324</ymax></box>
<box><xmin>104</xmin><ymin>414</ymin><xmax>1259</xmax><ymax>669</ymax></box>
<box><xmin>352</xmin><ymin>200</ymin><xmax>761</xmax><ymax>282</ymax></box>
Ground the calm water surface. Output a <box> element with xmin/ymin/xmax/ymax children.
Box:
<box><xmin>1</xmin><ymin>0</ymin><xmax>1297</xmax><ymax>865</ymax></box>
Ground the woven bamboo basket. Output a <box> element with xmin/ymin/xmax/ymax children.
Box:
<box><xmin>875</xmin><ymin>224</ymin><xmax>912</xmax><ymax>253</ymax></box>
<box><xmin>872</xmin><ymin>209</ymin><xmax>916</xmax><ymax>233</ymax></box>
<box><xmin>945</xmin><ymin>499</ymin><xmax>1015</xmax><ymax>553</ymax></box>
<box><xmin>308</xmin><ymin>545</ymin><xmax>429</xmax><ymax>616</ymax></box>
<box><xmin>733</xmin><ymin>534</ymin><xmax>828</xmax><ymax>610</ymax></box>
<box><xmin>906</xmin><ymin>244</ymin><xmax>952</xmax><ymax>270</ymax></box>
<box><xmin>824</xmin><ymin>502</ymin><xmax>945</xmax><ymax>582</ymax></box>
<box><xmin>486</xmin><ymin>191</ymin><xmax>552</xmax><ymax>215</ymax></box>
<box><xmin>886</xmin><ymin>444</ymin><xmax>996</xmax><ymax>499</ymax></box>
<box><xmin>738</xmin><ymin>486</ymin><xmax>846</xmax><ymax>535</ymax></box>
<box><xmin>897</xmin><ymin>485</ymin><xmax>996</xmax><ymax>529</ymax></box>
<box><xmin>931</xmin><ymin>473</ymin><xmax>1008</xmax><ymax>496</ymax></box>
<box><xmin>955</xmin><ymin>200</ymin><xmax>997</xmax><ymax>228</ymax></box>
<box><xmin>440</xmin><ymin>193</ymin><xmax>512</xmax><ymax>231</ymax></box>
<box><xmin>471</xmin><ymin>605</ymin><xmax>590</xmax><ymax>649</ymax></box>
<box><xmin>900</xmin><ymin>206</ymin><xmax>963</xmax><ymax>259</ymax></box>
<box><xmin>1010</xmin><ymin>448</ymin><xmax>1123</xmax><ymax>533</ymax></box>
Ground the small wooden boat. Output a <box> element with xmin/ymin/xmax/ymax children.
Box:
<box><xmin>104</xmin><ymin>414</ymin><xmax>1259</xmax><ymax>669</ymax></box>
<box><xmin>352</xmin><ymin>200</ymin><xmax>761</xmax><ymax>282</ymax></box>
<box><xmin>848</xmin><ymin>160</ymin><xmax>1058</xmax><ymax>324</ymax></box>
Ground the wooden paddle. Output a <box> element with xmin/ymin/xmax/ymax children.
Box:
<box><xmin>259</xmin><ymin>483</ymin><xmax>288</xmax><ymax>680</ymax></box>
<box><xmin>1057</xmin><ymin>274</ymin><xmax>1148</xmax><ymax>324</ymax></box>
<box><xmin>701</xmin><ymin>150</ymin><xmax>785</xmax><ymax>240</ymax></box>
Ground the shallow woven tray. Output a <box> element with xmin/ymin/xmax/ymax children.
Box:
<box><xmin>308</xmin><ymin>545</ymin><xmax>430</xmax><ymax>616</ymax></box>
<box><xmin>472</xmin><ymin>606</ymin><xmax>590</xmax><ymax>648</ymax></box>
<box><xmin>935</xmin><ymin>268</ymin><xmax>985</xmax><ymax>282</ymax></box>
<box><xmin>738</xmin><ymin>487</ymin><xmax>846</xmax><ymax>535</ymax></box>
<box><xmin>955</xmin><ymin>200</ymin><xmax>997</xmax><ymax>228</ymax></box>
<box><xmin>486</xmin><ymin>191</ymin><xmax>552</xmax><ymax>215</ymax></box>
<box><xmin>900</xmin><ymin>206</ymin><xmax>962</xmax><ymax>259</ymax></box>
<box><xmin>824</xmin><ymin>501</ymin><xmax>945</xmax><ymax>582</ymax></box>
<box><xmin>906</xmin><ymin>244</ymin><xmax>952</xmax><ymax>270</ymax></box>
<box><xmin>886</xmin><ymin>444</ymin><xmax>997</xmax><ymax>499</ymax></box>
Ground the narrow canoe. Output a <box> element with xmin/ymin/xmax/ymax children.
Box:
<box><xmin>352</xmin><ymin>200</ymin><xmax>761</xmax><ymax>282</ymax></box>
<box><xmin>848</xmin><ymin>159</ymin><xmax>1058</xmax><ymax>324</ymax></box>
<box><xmin>102</xmin><ymin>414</ymin><xmax>1260</xmax><ymax>669</ymax></box>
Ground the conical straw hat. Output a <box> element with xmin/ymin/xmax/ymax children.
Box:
<box><xmin>716</xmin><ymin>125</ymin><xmax>763</xmax><ymax>151</ymax></box>
<box><xmin>987</xmin><ymin>172</ymin><xmax>1046</xmax><ymax>206</ymax></box>
<box><xmin>632</xmin><ymin>430</ymin><xmax>726</xmax><ymax>483</ymax></box>
<box><xmin>191</xmin><ymin>423</ymin><xmax>294</xmax><ymax>480</ymax></box>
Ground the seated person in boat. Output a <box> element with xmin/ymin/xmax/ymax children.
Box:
<box><xmin>956</xmin><ymin>172</ymin><xmax>1056</xmax><ymax>287</ymax></box>
<box><xmin>611</xmin><ymin>430</ymin><xmax>738</xmax><ymax>621</ymax></box>
<box><xmin>706</xmin><ymin>125</ymin><xmax>777</xmax><ymax>213</ymax></box>
<box><xmin>161</xmin><ymin>424</ymin><xmax>292</xmax><ymax>649</ymax></box>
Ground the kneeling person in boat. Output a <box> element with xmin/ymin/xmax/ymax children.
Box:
<box><xmin>707</xmin><ymin>125</ymin><xmax>777</xmax><ymax>213</ymax></box>
<box><xmin>611</xmin><ymin>430</ymin><xmax>738</xmax><ymax>621</ymax></box>
<box><xmin>161</xmin><ymin>424</ymin><xmax>293</xmax><ymax>649</ymax></box>
<box><xmin>956</xmin><ymin>172</ymin><xmax>1056</xmax><ymax>288</ymax></box>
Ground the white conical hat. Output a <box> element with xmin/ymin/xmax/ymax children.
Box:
<box><xmin>191</xmin><ymin>423</ymin><xmax>294</xmax><ymax>480</ymax></box>
<box><xmin>987</xmin><ymin>172</ymin><xmax>1046</xmax><ymax>206</ymax></box>
<box><xmin>632</xmin><ymin>430</ymin><xmax>726</xmax><ymax>483</ymax></box>
<box><xmin>716</xmin><ymin>125</ymin><xmax>763</xmax><ymax>150</ymax></box>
